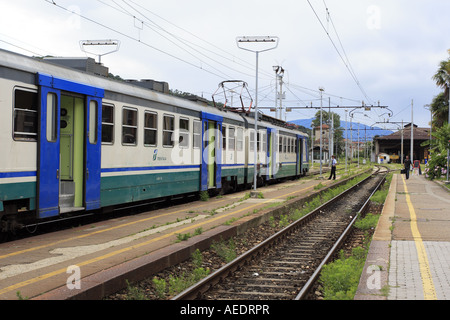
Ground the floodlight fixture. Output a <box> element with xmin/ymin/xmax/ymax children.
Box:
<box><xmin>80</xmin><ymin>39</ymin><xmax>121</xmax><ymax>63</ymax></box>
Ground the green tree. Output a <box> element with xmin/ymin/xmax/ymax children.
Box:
<box><xmin>430</xmin><ymin>92</ymin><xmax>449</xmax><ymax>128</ymax></box>
<box><xmin>312</xmin><ymin>110</ymin><xmax>344</xmax><ymax>156</ymax></box>
<box><xmin>423</xmin><ymin>123</ymin><xmax>450</xmax><ymax>180</ymax></box>
<box><xmin>431</xmin><ymin>53</ymin><xmax>450</xmax><ymax>125</ymax></box>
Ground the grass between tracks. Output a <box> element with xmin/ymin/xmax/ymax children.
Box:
<box><xmin>318</xmin><ymin>172</ymin><xmax>393</xmax><ymax>300</ymax></box>
<box><xmin>121</xmin><ymin>168</ymin><xmax>387</xmax><ymax>300</ymax></box>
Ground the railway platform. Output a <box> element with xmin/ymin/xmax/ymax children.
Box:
<box><xmin>0</xmin><ymin>166</ymin><xmax>345</xmax><ymax>300</ymax></box>
<box><xmin>355</xmin><ymin>172</ymin><xmax>450</xmax><ymax>300</ymax></box>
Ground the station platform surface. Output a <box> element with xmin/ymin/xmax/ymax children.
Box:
<box><xmin>355</xmin><ymin>172</ymin><xmax>450</xmax><ymax>300</ymax></box>
<box><xmin>0</xmin><ymin>166</ymin><xmax>345</xmax><ymax>300</ymax></box>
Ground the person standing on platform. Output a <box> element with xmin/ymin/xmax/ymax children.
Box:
<box><xmin>404</xmin><ymin>155</ymin><xmax>412</xmax><ymax>179</ymax></box>
<box><xmin>328</xmin><ymin>155</ymin><xmax>337</xmax><ymax>180</ymax></box>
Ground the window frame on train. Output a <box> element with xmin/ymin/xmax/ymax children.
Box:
<box><xmin>236</xmin><ymin>127</ymin><xmax>243</xmax><ymax>152</ymax></box>
<box><xmin>101</xmin><ymin>103</ymin><xmax>114</xmax><ymax>144</ymax></box>
<box><xmin>193</xmin><ymin>119</ymin><xmax>201</xmax><ymax>149</ymax></box>
<box><xmin>228</xmin><ymin>126</ymin><xmax>236</xmax><ymax>151</ymax></box>
<box><xmin>122</xmin><ymin>106</ymin><xmax>138</xmax><ymax>146</ymax></box>
<box><xmin>144</xmin><ymin>110</ymin><xmax>158</xmax><ymax>147</ymax></box>
<box><xmin>179</xmin><ymin>116</ymin><xmax>189</xmax><ymax>148</ymax></box>
<box><xmin>163</xmin><ymin>114</ymin><xmax>175</xmax><ymax>148</ymax></box>
<box><xmin>13</xmin><ymin>87</ymin><xmax>39</xmax><ymax>142</ymax></box>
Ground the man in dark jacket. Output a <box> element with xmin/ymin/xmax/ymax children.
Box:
<box><xmin>328</xmin><ymin>155</ymin><xmax>337</xmax><ymax>180</ymax></box>
<box><xmin>404</xmin><ymin>156</ymin><xmax>412</xmax><ymax>179</ymax></box>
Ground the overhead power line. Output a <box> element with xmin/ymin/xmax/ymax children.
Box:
<box><xmin>307</xmin><ymin>0</ymin><xmax>374</xmax><ymax>105</ymax></box>
<box><xmin>43</xmin><ymin>0</ymin><xmax>370</xmax><ymax>113</ymax></box>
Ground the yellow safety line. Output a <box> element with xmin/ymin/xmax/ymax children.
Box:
<box><xmin>401</xmin><ymin>175</ymin><xmax>437</xmax><ymax>300</ymax></box>
<box><xmin>0</xmin><ymin>184</ymin><xmax>317</xmax><ymax>296</ymax></box>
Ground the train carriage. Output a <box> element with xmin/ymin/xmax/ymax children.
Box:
<box><xmin>0</xmin><ymin>49</ymin><xmax>308</xmax><ymax>233</ymax></box>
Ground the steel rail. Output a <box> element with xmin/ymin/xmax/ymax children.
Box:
<box><xmin>172</xmin><ymin>167</ymin><xmax>385</xmax><ymax>300</ymax></box>
<box><xmin>294</xmin><ymin>170</ymin><xmax>386</xmax><ymax>299</ymax></box>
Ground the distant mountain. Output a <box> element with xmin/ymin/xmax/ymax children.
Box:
<box><xmin>289</xmin><ymin>118</ymin><xmax>393</xmax><ymax>141</ymax></box>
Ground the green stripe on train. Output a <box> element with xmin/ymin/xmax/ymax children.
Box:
<box><xmin>0</xmin><ymin>182</ymin><xmax>36</xmax><ymax>210</ymax></box>
<box><xmin>100</xmin><ymin>170</ymin><xmax>201</xmax><ymax>206</ymax></box>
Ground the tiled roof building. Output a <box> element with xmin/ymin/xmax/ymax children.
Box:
<box><xmin>373</xmin><ymin>123</ymin><xmax>431</xmax><ymax>163</ymax></box>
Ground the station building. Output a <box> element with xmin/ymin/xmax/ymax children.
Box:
<box><xmin>373</xmin><ymin>123</ymin><xmax>432</xmax><ymax>164</ymax></box>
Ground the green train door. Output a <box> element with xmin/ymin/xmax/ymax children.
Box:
<box><xmin>200</xmin><ymin>112</ymin><xmax>223</xmax><ymax>191</ymax></box>
<box><xmin>59</xmin><ymin>95</ymin><xmax>85</xmax><ymax>212</ymax></box>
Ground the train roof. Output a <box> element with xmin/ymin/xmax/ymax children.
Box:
<box><xmin>0</xmin><ymin>48</ymin><xmax>308</xmax><ymax>138</ymax></box>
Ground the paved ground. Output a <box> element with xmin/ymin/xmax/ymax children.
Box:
<box><xmin>355</xmin><ymin>172</ymin><xmax>450</xmax><ymax>300</ymax></box>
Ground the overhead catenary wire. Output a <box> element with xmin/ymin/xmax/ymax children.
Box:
<box><xmin>45</xmin><ymin>0</ymin><xmax>234</xmax><ymax>80</ymax></box>
<box><xmin>42</xmin><ymin>0</ymin><xmax>369</xmax><ymax>119</ymax></box>
<box><xmin>307</xmin><ymin>0</ymin><xmax>375</xmax><ymax>106</ymax></box>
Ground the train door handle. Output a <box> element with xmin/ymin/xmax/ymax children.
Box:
<box><xmin>56</xmin><ymin>169</ymin><xmax>59</xmax><ymax>179</ymax></box>
<box><xmin>86</xmin><ymin>169</ymin><xmax>89</xmax><ymax>179</ymax></box>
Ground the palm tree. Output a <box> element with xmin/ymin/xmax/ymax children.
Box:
<box><xmin>432</xmin><ymin>55</ymin><xmax>450</xmax><ymax>124</ymax></box>
<box><xmin>430</xmin><ymin>92</ymin><xmax>448</xmax><ymax>128</ymax></box>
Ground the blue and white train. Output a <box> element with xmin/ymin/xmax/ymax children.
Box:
<box><xmin>0</xmin><ymin>49</ymin><xmax>309</xmax><ymax>233</ymax></box>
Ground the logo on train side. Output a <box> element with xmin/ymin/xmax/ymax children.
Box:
<box><xmin>153</xmin><ymin>149</ymin><xmax>158</xmax><ymax>161</ymax></box>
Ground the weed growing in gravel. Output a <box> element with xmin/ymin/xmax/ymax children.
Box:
<box><xmin>211</xmin><ymin>239</ymin><xmax>237</xmax><ymax>263</ymax></box>
<box><xmin>279</xmin><ymin>214</ymin><xmax>290</xmax><ymax>228</ymax></box>
<box><xmin>370</xmin><ymin>173</ymin><xmax>393</xmax><ymax>204</ymax></box>
<box><xmin>125</xmin><ymin>280</ymin><xmax>148</xmax><ymax>300</ymax></box>
<box><xmin>167</xmin><ymin>267</ymin><xmax>211</xmax><ymax>296</ymax></box>
<box><xmin>354</xmin><ymin>213</ymin><xmax>379</xmax><ymax>230</ymax></box>
<box><xmin>269</xmin><ymin>216</ymin><xmax>276</xmax><ymax>228</ymax></box>
<box><xmin>192</xmin><ymin>249</ymin><xmax>203</xmax><ymax>268</ymax></box>
<box><xmin>152</xmin><ymin>277</ymin><xmax>166</xmax><ymax>299</ymax></box>
<box><xmin>319</xmin><ymin>247</ymin><xmax>367</xmax><ymax>300</ymax></box>
<box><xmin>200</xmin><ymin>191</ymin><xmax>209</xmax><ymax>201</ymax></box>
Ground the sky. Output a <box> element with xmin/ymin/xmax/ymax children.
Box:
<box><xmin>1</xmin><ymin>0</ymin><xmax>449</xmax><ymax>130</ymax></box>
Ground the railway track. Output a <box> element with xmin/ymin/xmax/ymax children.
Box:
<box><xmin>172</xmin><ymin>167</ymin><xmax>387</xmax><ymax>300</ymax></box>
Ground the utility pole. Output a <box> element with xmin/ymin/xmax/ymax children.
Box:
<box><xmin>319</xmin><ymin>87</ymin><xmax>324</xmax><ymax>178</ymax></box>
<box><xmin>236</xmin><ymin>36</ymin><xmax>278</xmax><ymax>192</ymax></box>
<box><xmin>273</xmin><ymin>66</ymin><xmax>284</xmax><ymax>119</ymax></box>
<box><xmin>345</xmin><ymin>109</ymin><xmax>348</xmax><ymax>172</ymax></box>
<box><xmin>411</xmin><ymin>99</ymin><xmax>414</xmax><ymax>165</ymax></box>
<box><xmin>447</xmin><ymin>80</ymin><xmax>450</xmax><ymax>183</ymax></box>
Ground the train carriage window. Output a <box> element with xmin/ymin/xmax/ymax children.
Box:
<box><xmin>283</xmin><ymin>137</ymin><xmax>287</xmax><ymax>153</ymax></box>
<box><xmin>179</xmin><ymin>117</ymin><xmax>189</xmax><ymax>148</ymax></box>
<box><xmin>262</xmin><ymin>133</ymin><xmax>266</xmax><ymax>153</ymax></box>
<box><xmin>279</xmin><ymin>136</ymin><xmax>283</xmax><ymax>153</ymax></box>
<box><xmin>89</xmin><ymin>100</ymin><xmax>98</xmax><ymax>144</ymax></box>
<box><xmin>122</xmin><ymin>107</ymin><xmax>137</xmax><ymax>145</ymax></box>
<box><xmin>257</xmin><ymin>132</ymin><xmax>260</xmax><ymax>152</ymax></box>
<box><xmin>163</xmin><ymin>114</ymin><xmax>174</xmax><ymax>147</ymax></box>
<box><xmin>236</xmin><ymin>128</ymin><xmax>243</xmax><ymax>151</ymax></box>
<box><xmin>13</xmin><ymin>88</ymin><xmax>38</xmax><ymax>141</ymax></box>
<box><xmin>193</xmin><ymin>120</ymin><xmax>201</xmax><ymax>149</ymax></box>
<box><xmin>144</xmin><ymin>111</ymin><xmax>157</xmax><ymax>146</ymax></box>
<box><xmin>102</xmin><ymin>104</ymin><xmax>114</xmax><ymax>144</ymax></box>
<box><xmin>46</xmin><ymin>93</ymin><xmax>58</xmax><ymax>142</ymax></box>
<box><xmin>250</xmin><ymin>131</ymin><xmax>255</xmax><ymax>152</ymax></box>
<box><xmin>228</xmin><ymin>127</ymin><xmax>235</xmax><ymax>151</ymax></box>
<box><xmin>222</xmin><ymin>125</ymin><xmax>226</xmax><ymax>150</ymax></box>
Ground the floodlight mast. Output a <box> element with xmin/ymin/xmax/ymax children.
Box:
<box><xmin>79</xmin><ymin>39</ymin><xmax>121</xmax><ymax>64</ymax></box>
<box><xmin>236</xmin><ymin>36</ymin><xmax>279</xmax><ymax>192</ymax></box>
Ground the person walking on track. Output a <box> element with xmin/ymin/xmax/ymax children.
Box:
<box><xmin>328</xmin><ymin>155</ymin><xmax>337</xmax><ymax>180</ymax></box>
